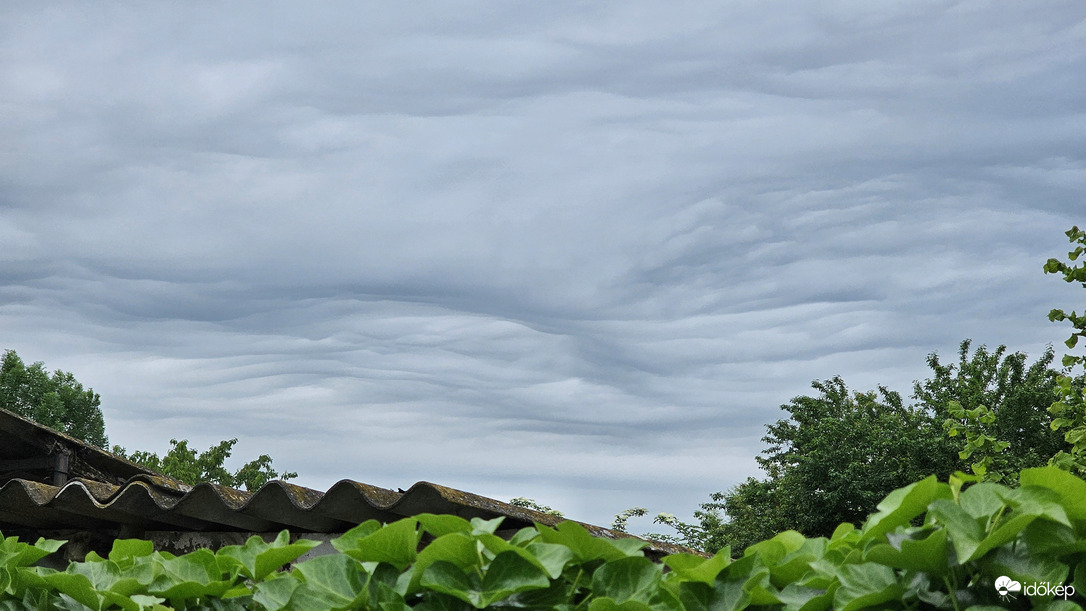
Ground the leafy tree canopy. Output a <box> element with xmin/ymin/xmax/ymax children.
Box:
<box><xmin>0</xmin><ymin>348</ymin><xmax>295</xmax><ymax>491</ymax></box>
<box><xmin>113</xmin><ymin>439</ymin><xmax>297</xmax><ymax>491</ymax></box>
<box><xmin>651</xmin><ymin>227</ymin><xmax>1086</xmax><ymax>554</ymax></box>
<box><xmin>0</xmin><ymin>350</ymin><xmax>108</xmax><ymax>448</ymax></box>
<box><xmin>631</xmin><ymin>340</ymin><xmax>1062</xmax><ymax>554</ymax></box>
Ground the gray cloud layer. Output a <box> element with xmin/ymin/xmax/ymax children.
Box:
<box><xmin>2</xmin><ymin>2</ymin><xmax>1084</xmax><ymax>525</ymax></box>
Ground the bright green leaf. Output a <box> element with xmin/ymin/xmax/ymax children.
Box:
<box><xmin>861</xmin><ymin>476</ymin><xmax>948</xmax><ymax>541</ymax></box>
<box><xmin>1020</xmin><ymin>466</ymin><xmax>1086</xmax><ymax>522</ymax></box>
<box><xmin>591</xmin><ymin>557</ymin><xmax>661</xmax><ymax>604</ymax></box>
<box><xmin>662</xmin><ymin>552</ymin><xmax>731</xmax><ymax>585</ymax></box>
<box><xmin>834</xmin><ymin>563</ymin><xmax>903</xmax><ymax>611</ymax></box>
<box><xmin>864</xmin><ymin>528</ymin><xmax>948</xmax><ymax>574</ymax></box>
<box><xmin>478</xmin><ymin>551</ymin><xmax>550</xmax><ymax>606</ymax></box>
<box><xmin>332</xmin><ymin>518</ymin><xmax>419</xmax><ymax>571</ymax></box>
<box><xmin>218</xmin><ymin>530</ymin><xmax>321</xmax><ymax>581</ymax></box>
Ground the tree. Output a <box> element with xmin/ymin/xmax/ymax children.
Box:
<box><xmin>623</xmin><ymin>376</ymin><xmax>950</xmax><ymax>553</ymax></box>
<box><xmin>754</xmin><ymin>376</ymin><xmax>949</xmax><ymax>538</ymax></box>
<box><xmin>1</xmin><ymin>348</ymin><xmax>296</xmax><ymax>491</ymax></box>
<box><xmin>707</xmin><ymin>478</ymin><xmax>785</xmax><ymax>554</ymax></box>
<box><xmin>915</xmin><ymin>340</ymin><xmax>1062</xmax><ymax>480</ymax></box>
<box><xmin>0</xmin><ymin>350</ymin><xmax>108</xmax><ymax>448</ymax></box>
<box><xmin>644</xmin><ymin>341</ymin><xmax>1062</xmax><ymax>554</ymax></box>
<box><xmin>634</xmin><ymin>228</ymin><xmax>1081</xmax><ymax>553</ymax></box>
<box><xmin>113</xmin><ymin>439</ymin><xmax>297</xmax><ymax>491</ymax></box>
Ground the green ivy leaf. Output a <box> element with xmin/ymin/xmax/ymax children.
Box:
<box><xmin>251</xmin><ymin>573</ymin><xmax>300</xmax><ymax>611</ymax></box>
<box><xmin>420</xmin><ymin>561</ymin><xmax>477</xmax><ymax>607</ymax></box>
<box><xmin>864</xmin><ymin>527</ymin><xmax>948</xmax><ymax>574</ymax></box>
<box><xmin>37</xmin><ymin>572</ymin><xmax>104</xmax><ymax>611</ymax></box>
<box><xmin>587</xmin><ymin>597</ymin><xmax>653</xmax><ymax>611</ymax></box>
<box><xmin>535</xmin><ymin>521</ymin><xmax>645</xmax><ymax>564</ymax></box>
<box><xmin>770</xmin><ymin>539</ymin><xmax>827</xmax><ymax>588</ymax></box>
<box><xmin>776</xmin><ymin>582</ymin><xmax>833</xmax><ymax>611</ymax></box>
<box><xmin>662</xmin><ymin>552</ymin><xmax>731</xmax><ymax>585</ymax></box>
<box><xmin>1020</xmin><ymin>520</ymin><xmax>1086</xmax><ymax>556</ymax></box>
<box><xmin>1020</xmin><ymin>466</ymin><xmax>1086</xmax><ymax>522</ymax></box>
<box><xmin>107</xmin><ymin>540</ymin><xmax>154</xmax><ymax>566</ymax></box>
<box><xmin>928</xmin><ymin>499</ymin><xmax>984</xmax><ymax>563</ymax></box>
<box><xmin>407</xmin><ymin>533</ymin><xmax>480</xmax><ymax>594</ymax></box>
<box><xmin>478</xmin><ymin>551</ymin><xmax>550</xmax><ymax>606</ymax></box>
<box><xmin>678</xmin><ymin>578</ymin><xmax>750</xmax><ymax>611</ymax></box>
<box><xmin>523</xmin><ymin>542</ymin><xmax>574</xmax><ymax>579</ymax></box>
<box><xmin>0</xmin><ymin>537</ymin><xmax>65</xmax><ymax>569</ymax></box>
<box><xmin>285</xmin><ymin>553</ymin><xmax>369</xmax><ymax>611</ymax></box>
<box><xmin>468</xmin><ymin>517</ymin><xmax>503</xmax><ymax>536</ymax></box>
<box><xmin>591</xmin><ymin>557</ymin><xmax>661</xmax><ymax>605</ymax></box>
<box><xmin>148</xmin><ymin>549</ymin><xmax>235</xmax><ymax>602</ymax></box>
<box><xmin>861</xmin><ymin>475</ymin><xmax>948</xmax><ymax>541</ymax></box>
<box><xmin>331</xmin><ymin>518</ymin><xmax>420</xmax><ymax>571</ymax></box>
<box><xmin>413</xmin><ymin>591</ymin><xmax>474</xmax><ymax>611</ymax></box>
<box><xmin>743</xmin><ymin>531</ymin><xmax>805</xmax><ymax>568</ymax></box>
<box><xmin>833</xmin><ymin>563</ymin><xmax>903</xmax><ymax>611</ymax></box>
<box><xmin>415</xmin><ymin>514</ymin><xmax>473</xmax><ymax>538</ymax></box>
<box><xmin>218</xmin><ymin>530</ymin><xmax>321</xmax><ymax>581</ymax></box>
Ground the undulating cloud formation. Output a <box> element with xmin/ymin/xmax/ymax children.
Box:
<box><xmin>2</xmin><ymin>2</ymin><xmax>1084</xmax><ymax>526</ymax></box>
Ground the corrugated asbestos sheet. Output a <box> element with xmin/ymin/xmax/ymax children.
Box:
<box><xmin>0</xmin><ymin>407</ymin><xmax>691</xmax><ymax>558</ymax></box>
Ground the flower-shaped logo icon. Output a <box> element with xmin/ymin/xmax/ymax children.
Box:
<box><xmin>995</xmin><ymin>575</ymin><xmax>1022</xmax><ymax>600</ymax></box>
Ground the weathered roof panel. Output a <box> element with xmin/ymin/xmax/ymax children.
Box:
<box><xmin>0</xmin><ymin>406</ymin><xmax>695</xmax><ymax>558</ymax></box>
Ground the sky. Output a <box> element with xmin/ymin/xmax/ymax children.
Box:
<box><xmin>1</xmin><ymin>2</ymin><xmax>1084</xmax><ymax>530</ymax></box>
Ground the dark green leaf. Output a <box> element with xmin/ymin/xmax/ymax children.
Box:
<box><xmin>861</xmin><ymin>475</ymin><xmax>948</xmax><ymax>541</ymax></box>
<box><xmin>678</xmin><ymin>579</ymin><xmax>750</xmax><ymax>611</ymax></box>
<box><xmin>662</xmin><ymin>552</ymin><xmax>731</xmax><ymax>585</ymax></box>
<box><xmin>1020</xmin><ymin>466</ymin><xmax>1086</xmax><ymax>522</ymax></box>
<box><xmin>524</xmin><ymin>542</ymin><xmax>574</xmax><ymax>579</ymax></box>
<box><xmin>535</xmin><ymin>522</ymin><xmax>645</xmax><ymax>564</ymax></box>
<box><xmin>833</xmin><ymin>563</ymin><xmax>903</xmax><ymax>611</ymax></box>
<box><xmin>251</xmin><ymin>574</ymin><xmax>300</xmax><ymax>611</ymax></box>
<box><xmin>864</xmin><ymin>527</ymin><xmax>948</xmax><ymax>574</ymax></box>
<box><xmin>587</xmin><ymin>597</ymin><xmax>653</xmax><ymax>611</ymax></box>
<box><xmin>415</xmin><ymin>514</ymin><xmax>473</xmax><ymax>538</ymax></box>
<box><xmin>420</xmin><ymin>561</ymin><xmax>477</xmax><ymax>607</ymax></box>
<box><xmin>218</xmin><ymin>530</ymin><xmax>321</xmax><ymax>581</ymax></box>
<box><xmin>479</xmin><ymin>551</ymin><xmax>550</xmax><ymax>605</ymax></box>
<box><xmin>407</xmin><ymin>533</ymin><xmax>480</xmax><ymax>594</ymax></box>
<box><xmin>591</xmin><ymin>557</ymin><xmax>660</xmax><ymax>604</ymax></box>
<box><xmin>776</xmin><ymin>583</ymin><xmax>832</xmax><ymax>611</ymax></box>
<box><xmin>286</xmin><ymin>553</ymin><xmax>369</xmax><ymax>611</ymax></box>
<box><xmin>331</xmin><ymin>518</ymin><xmax>419</xmax><ymax>570</ymax></box>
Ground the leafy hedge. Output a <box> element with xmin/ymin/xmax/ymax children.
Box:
<box><xmin>3</xmin><ymin>466</ymin><xmax>1086</xmax><ymax>610</ymax></box>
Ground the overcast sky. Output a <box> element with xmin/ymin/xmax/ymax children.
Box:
<box><xmin>2</xmin><ymin>2</ymin><xmax>1084</xmax><ymax>530</ymax></box>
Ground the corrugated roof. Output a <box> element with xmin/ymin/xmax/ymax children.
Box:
<box><xmin>0</xmin><ymin>407</ymin><xmax>693</xmax><ymax>558</ymax></box>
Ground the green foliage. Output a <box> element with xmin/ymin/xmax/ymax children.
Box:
<box><xmin>1045</xmin><ymin>226</ymin><xmax>1086</xmax><ymax>369</ymax></box>
<box><xmin>919</xmin><ymin>340</ymin><xmax>1063</xmax><ymax>479</ymax></box>
<box><xmin>0</xmin><ymin>349</ymin><xmax>296</xmax><ymax>490</ymax></box>
<box><xmin>646</xmin><ymin>341</ymin><xmax>1063</xmax><ymax>555</ymax></box>
<box><xmin>4</xmin><ymin>468</ymin><xmax>1086</xmax><ymax>609</ymax></box>
<box><xmin>112</xmin><ymin>440</ymin><xmax>297</xmax><ymax>492</ymax></box>
<box><xmin>1045</xmin><ymin>225</ymin><xmax>1086</xmax><ymax>478</ymax></box>
<box><xmin>0</xmin><ymin>350</ymin><xmax>108</xmax><ymax>448</ymax></box>
<box><xmin>943</xmin><ymin>401</ymin><xmax>1011</xmax><ymax>483</ymax></box>
<box><xmin>750</xmin><ymin>377</ymin><xmax>952</xmax><ymax>540</ymax></box>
